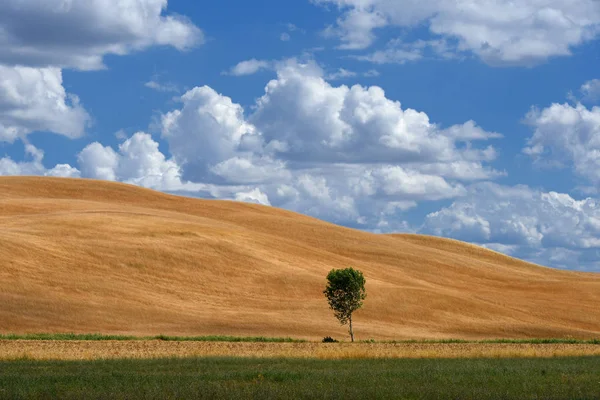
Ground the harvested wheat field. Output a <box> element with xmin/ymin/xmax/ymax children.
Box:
<box><xmin>1</xmin><ymin>176</ymin><xmax>600</xmax><ymax>340</ymax></box>
<box><xmin>3</xmin><ymin>340</ymin><xmax>600</xmax><ymax>361</ymax></box>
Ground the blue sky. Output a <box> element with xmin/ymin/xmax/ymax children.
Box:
<box><xmin>1</xmin><ymin>0</ymin><xmax>600</xmax><ymax>271</ymax></box>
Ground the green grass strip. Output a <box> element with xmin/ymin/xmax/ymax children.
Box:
<box><xmin>1</xmin><ymin>333</ymin><xmax>599</xmax><ymax>344</ymax></box>
<box><xmin>370</xmin><ymin>338</ymin><xmax>600</xmax><ymax>344</ymax></box>
<box><xmin>0</xmin><ymin>333</ymin><xmax>305</xmax><ymax>342</ymax></box>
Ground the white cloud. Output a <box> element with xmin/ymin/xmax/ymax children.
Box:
<box><xmin>235</xmin><ymin>188</ymin><xmax>271</xmax><ymax>205</ymax></box>
<box><xmin>77</xmin><ymin>143</ymin><xmax>119</xmax><ymax>181</ymax></box>
<box><xmin>423</xmin><ymin>182</ymin><xmax>600</xmax><ymax>271</ymax></box>
<box><xmin>161</xmin><ymin>85</ymin><xmax>262</xmax><ymax>182</ymax></box>
<box><xmin>0</xmin><ymin>143</ymin><xmax>80</xmax><ymax>177</ymax></box>
<box><xmin>156</xmin><ymin>60</ymin><xmax>501</xmax><ymax>228</ymax></box>
<box><xmin>441</xmin><ymin>120</ymin><xmax>503</xmax><ymax>144</ymax></box>
<box><xmin>524</xmin><ymin>102</ymin><xmax>600</xmax><ymax>183</ymax></box>
<box><xmin>46</xmin><ymin>163</ymin><xmax>81</xmax><ymax>178</ymax></box>
<box><xmin>78</xmin><ymin>132</ymin><xmax>195</xmax><ymax>191</ymax></box>
<box><xmin>322</xmin><ymin>7</ymin><xmax>387</xmax><ymax>50</ymax></box>
<box><xmin>0</xmin><ymin>0</ymin><xmax>203</xmax><ymax>71</ymax></box>
<box><xmin>8</xmin><ymin>130</ymin><xmax>208</xmax><ymax>201</ymax></box>
<box><xmin>279</xmin><ymin>22</ymin><xmax>305</xmax><ymax>42</ymax></box>
<box><xmin>210</xmin><ymin>157</ymin><xmax>291</xmax><ymax>185</ymax></box>
<box><xmin>0</xmin><ymin>1</ymin><xmax>202</xmax><ymax>144</ymax></box>
<box><xmin>144</xmin><ymin>80</ymin><xmax>179</xmax><ymax>93</ymax></box>
<box><xmin>225</xmin><ymin>59</ymin><xmax>271</xmax><ymax>76</ymax></box>
<box><xmin>116</xmin><ymin>132</ymin><xmax>184</xmax><ymax>190</ymax></box>
<box><xmin>326</xmin><ymin>68</ymin><xmax>357</xmax><ymax>80</ymax></box>
<box><xmin>580</xmin><ymin>79</ymin><xmax>600</xmax><ymax>103</ymax></box>
<box><xmin>287</xmin><ymin>23</ymin><xmax>308</xmax><ymax>34</ymax></box>
<box><xmin>314</xmin><ymin>0</ymin><xmax>600</xmax><ymax>66</ymax></box>
<box><xmin>356</xmin><ymin>38</ymin><xmax>463</xmax><ymax>64</ymax></box>
<box><xmin>369</xmin><ymin>166</ymin><xmax>467</xmax><ymax>200</ymax></box>
<box><xmin>250</xmin><ymin>60</ymin><xmax>501</xmax><ymax>166</ymax></box>
<box><xmin>327</xmin><ymin>68</ymin><xmax>379</xmax><ymax>80</ymax></box>
<box><xmin>0</xmin><ymin>66</ymin><xmax>90</xmax><ymax>142</ymax></box>
<box><xmin>356</xmin><ymin>48</ymin><xmax>423</xmax><ymax>64</ymax></box>
<box><xmin>414</xmin><ymin>161</ymin><xmax>506</xmax><ymax>181</ymax></box>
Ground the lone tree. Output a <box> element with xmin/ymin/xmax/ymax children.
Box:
<box><xmin>323</xmin><ymin>267</ymin><xmax>366</xmax><ymax>342</ymax></box>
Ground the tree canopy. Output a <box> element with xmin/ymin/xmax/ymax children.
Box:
<box><xmin>323</xmin><ymin>267</ymin><xmax>366</xmax><ymax>342</ymax></box>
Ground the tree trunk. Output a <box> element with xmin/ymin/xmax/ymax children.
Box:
<box><xmin>349</xmin><ymin>314</ymin><xmax>354</xmax><ymax>342</ymax></box>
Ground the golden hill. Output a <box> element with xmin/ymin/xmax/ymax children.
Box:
<box><xmin>1</xmin><ymin>176</ymin><xmax>599</xmax><ymax>340</ymax></box>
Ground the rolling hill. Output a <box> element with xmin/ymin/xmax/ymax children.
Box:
<box><xmin>1</xmin><ymin>176</ymin><xmax>599</xmax><ymax>340</ymax></box>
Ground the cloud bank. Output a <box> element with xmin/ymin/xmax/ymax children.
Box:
<box><xmin>0</xmin><ymin>0</ymin><xmax>203</xmax><ymax>143</ymax></box>
<box><xmin>315</xmin><ymin>0</ymin><xmax>600</xmax><ymax>66</ymax></box>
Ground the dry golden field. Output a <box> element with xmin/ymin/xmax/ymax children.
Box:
<box><xmin>1</xmin><ymin>176</ymin><xmax>600</xmax><ymax>340</ymax></box>
<box><xmin>2</xmin><ymin>341</ymin><xmax>600</xmax><ymax>361</ymax></box>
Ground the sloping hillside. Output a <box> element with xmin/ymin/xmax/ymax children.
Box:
<box><xmin>1</xmin><ymin>177</ymin><xmax>599</xmax><ymax>340</ymax></box>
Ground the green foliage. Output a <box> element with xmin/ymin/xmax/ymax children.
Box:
<box><xmin>323</xmin><ymin>268</ymin><xmax>366</xmax><ymax>326</ymax></box>
<box><xmin>2</xmin><ymin>356</ymin><xmax>600</xmax><ymax>399</ymax></box>
<box><xmin>479</xmin><ymin>338</ymin><xmax>600</xmax><ymax>344</ymax></box>
<box><xmin>324</xmin><ymin>267</ymin><xmax>366</xmax><ymax>342</ymax></box>
<box><xmin>322</xmin><ymin>336</ymin><xmax>338</xmax><ymax>343</ymax></box>
<box><xmin>377</xmin><ymin>338</ymin><xmax>600</xmax><ymax>345</ymax></box>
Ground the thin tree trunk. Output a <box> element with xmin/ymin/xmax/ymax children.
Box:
<box><xmin>349</xmin><ymin>314</ymin><xmax>354</xmax><ymax>342</ymax></box>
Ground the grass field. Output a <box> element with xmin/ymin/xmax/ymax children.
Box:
<box><xmin>2</xmin><ymin>356</ymin><xmax>600</xmax><ymax>399</ymax></box>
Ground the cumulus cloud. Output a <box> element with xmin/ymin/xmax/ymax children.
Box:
<box><xmin>0</xmin><ymin>143</ymin><xmax>80</xmax><ymax>177</ymax></box>
<box><xmin>78</xmin><ymin>132</ymin><xmax>200</xmax><ymax>191</ymax></box>
<box><xmin>0</xmin><ymin>0</ymin><xmax>203</xmax><ymax>71</ymax></box>
<box><xmin>161</xmin><ymin>86</ymin><xmax>263</xmax><ymax>182</ymax></box>
<box><xmin>77</xmin><ymin>143</ymin><xmax>119</xmax><ymax>181</ymax></box>
<box><xmin>314</xmin><ymin>0</ymin><xmax>600</xmax><ymax>66</ymax></box>
<box><xmin>0</xmin><ymin>66</ymin><xmax>90</xmax><ymax>142</ymax></box>
<box><xmin>0</xmin><ymin>132</ymin><xmax>207</xmax><ymax>193</ymax></box>
<box><xmin>235</xmin><ymin>188</ymin><xmax>271</xmax><ymax>205</ymax></box>
<box><xmin>45</xmin><ymin>163</ymin><xmax>81</xmax><ymax>178</ymax></box>
<box><xmin>322</xmin><ymin>6</ymin><xmax>387</xmax><ymax>50</ymax></box>
<box><xmin>224</xmin><ymin>59</ymin><xmax>271</xmax><ymax>76</ymax></box>
<box><xmin>422</xmin><ymin>182</ymin><xmax>600</xmax><ymax>271</ymax></box>
<box><xmin>0</xmin><ymin>0</ymin><xmax>202</xmax><ymax>143</ymax></box>
<box><xmin>155</xmin><ymin>60</ymin><xmax>501</xmax><ymax>227</ymax></box>
<box><xmin>523</xmin><ymin>102</ymin><xmax>600</xmax><ymax>183</ymax></box>
<box><xmin>249</xmin><ymin>60</ymin><xmax>501</xmax><ymax>166</ymax></box>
